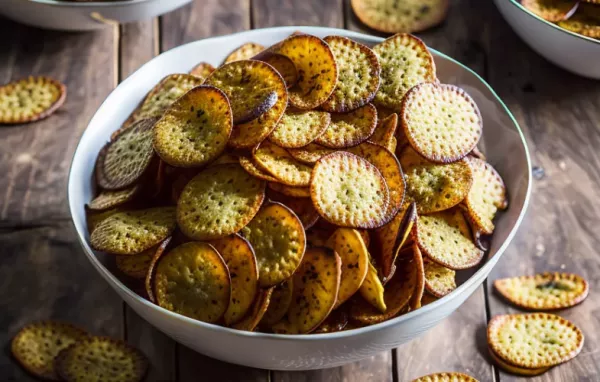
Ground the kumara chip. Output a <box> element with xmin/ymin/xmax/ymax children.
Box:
<box><xmin>558</xmin><ymin>9</ymin><xmax>600</xmax><ymax>39</ymax></box>
<box><xmin>85</xmin><ymin>207</ymin><xmax>124</xmax><ymax>235</ymax></box>
<box><xmin>144</xmin><ymin>237</ymin><xmax>174</xmax><ymax>303</ymax></box>
<box><xmin>116</xmin><ymin>238</ymin><xmax>170</xmax><ymax>279</ymax></box>
<box><xmin>268</xmin><ymin>109</ymin><xmax>331</xmax><ymax>148</ymax></box>
<box><xmin>373</xmin><ymin>34</ymin><xmax>436</xmax><ymax>111</ymax></box>
<box><xmin>269</xmin><ymin>193</ymin><xmax>320</xmax><ymax>229</ymax></box>
<box><xmin>87</xmin><ymin>185</ymin><xmax>139</xmax><ymax>211</ymax></box>
<box><xmin>493</xmin><ymin>272</ymin><xmax>589</xmax><ymax>311</ymax></box>
<box><xmin>306</xmin><ymin>227</ymin><xmax>334</xmax><ymax>248</ymax></box>
<box><xmin>241</xmin><ymin>202</ymin><xmax>306</xmax><ymax>287</ymax></box>
<box><xmin>260</xmin><ymin>279</ymin><xmax>294</xmax><ymax>327</ymax></box>
<box><xmin>287</xmin><ymin>247</ymin><xmax>341</xmax><ymax>333</ymax></box>
<box><xmin>488</xmin><ymin>346</ymin><xmax>550</xmax><ymax>376</ymax></box>
<box><xmin>369</xmin><ymin>112</ymin><xmax>398</xmax><ymax>149</ymax></box>
<box><xmin>326</xmin><ymin>228</ymin><xmax>369</xmax><ymax>308</ymax></box>
<box><xmin>315</xmin><ymin>103</ymin><xmax>378</xmax><ymax>149</ymax></box>
<box><xmin>311</xmin><ymin>152</ymin><xmax>389</xmax><ymax>229</ymax></box>
<box><xmin>0</xmin><ymin>76</ymin><xmax>66</xmax><ymax>124</ymax></box>
<box><xmin>268</xmin><ymin>182</ymin><xmax>311</xmax><ymax>198</ymax></box>
<box><xmin>400</xmin><ymin>146</ymin><xmax>473</xmax><ymax>214</ymax></box>
<box><xmin>287</xmin><ymin>143</ymin><xmax>336</xmax><ymax>164</ymax></box>
<box><xmin>412</xmin><ymin>372</ymin><xmax>479</xmax><ymax>382</ymax></box>
<box><xmin>90</xmin><ymin>207</ymin><xmax>176</xmax><ymax>255</ymax></box>
<box><xmin>402</xmin><ymin>83</ymin><xmax>482</xmax><ymax>163</ymax></box>
<box><xmin>273</xmin><ymin>34</ymin><xmax>338</xmax><ymax>109</ymax></box>
<box><xmin>232</xmin><ymin>288</ymin><xmax>273</xmax><ymax>331</ymax></box>
<box><xmin>251</xmin><ymin>51</ymin><xmax>299</xmax><ymax>89</ymax></box>
<box><xmin>522</xmin><ymin>0</ymin><xmax>580</xmax><ymax>22</ymax></box>
<box><xmin>415</xmin><ymin>208</ymin><xmax>484</xmax><ymax>270</ymax></box>
<box><xmin>464</xmin><ymin>157</ymin><xmax>507</xmax><ymax>234</ymax></box>
<box><xmin>351</xmin><ymin>0</ymin><xmax>449</xmax><ymax>34</ymax></box>
<box><xmin>359</xmin><ymin>256</ymin><xmax>387</xmax><ymax>312</ymax></box>
<box><xmin>189</xmin><ymin>62</ymin><xmax>215</xmax><ymax>79</ymax></box>
<box><xmin>253</xmin><ymin>141</ymin><xmax>313</xmax><ymax>186</ymax></box>
<box><xmin>239</xmin><ymin>156</ymin><xmax>280</xmax><ymax>182</ymax></box>
<box><xmin>410</xmin><ymin>243</ymin><xmax>425</xmax><ymax>310</ymax></box>
<box><xmin>320</xmin><ymin>36</ymin><xmax>380</xmax><ymax>113</ymax></box>
<box><xmin>224</xmin><ymin>42</ymin><xmax>265</xmax><ymax>63</ymax></box>
<box><xmin>98</xmin><ymin>118</ymin><xmax>158</xmax><ymax>190</ymax></box>
<box><xmin>11</xmin><ymin>321</ymin><xmax>88</xmax><ymax>380</ymax></box>
<box><xmin>487</xmin><ymin>313</ymin><xmax>584</xmax><ymax>369</ymax></box>
<box><xmin>205</xmin><ymin>60</ymin><xmax>285</xmax><ymax>125</ymax></box>
<box><xmin>177</xmin><ymin>164</ymin><xmax>265</xmax><ymax>240</ymax></box>
<box><xmin>210</xmin><ymin>234</ymin><xmax>259</xmax><ymax>325</ymax></box>
<box><xmin>313</xmin><ymin>307</ymin><xmax>349</xmax><ymax>333</ymax></box>
<box><xmin>55</xmin><ymin>336</ymin><xmax>148</xmax><ymax>382</ymax></box>
<box><xmin>155</xmin><ymin>242</ymin><xmax>230</xmax><ymax>323</ymax></box>
<box><xmin>153</xmin><ymin>86</ymin><xmax>232</xmax><ymax>167</ymax></box>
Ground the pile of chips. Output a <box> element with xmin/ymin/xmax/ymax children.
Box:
<box><xmin>86</xmin><ymin>32</ymin><xmax>508</xmax><ymax>335</ymax></box>
<box><xmin>522</xmin><ymin>0</ymin><xmax>600</xmax><ymax>39</ymax></box>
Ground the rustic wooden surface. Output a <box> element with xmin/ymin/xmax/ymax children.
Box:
<box><xmin>1</xmin><ymin>0</ymin><xmax>599</xmax><ymax>381</ymax></box>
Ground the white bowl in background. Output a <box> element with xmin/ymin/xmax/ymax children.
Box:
<box><xmin>1</xmin><ymin>0</ymin><xmax>192</xmax><ymax>31</ymax></box>
<box><xmin>67</xmin><ymin>26</ymin><xmax>531</xmax><ymax>370</ymax></box>
<box><xmin>494</xmin><ymin>0</ymin><xmax>600</xmax><ymax>79</ymax></box>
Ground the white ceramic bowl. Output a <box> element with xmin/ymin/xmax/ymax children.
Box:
<box><xmin>0</xmin><ymin>0</ymin><xmax>192</xmax><ymax>31</ymax></box>
<box><xmin>494</xmin><ymin>0</ymin><xmax>600</xmax><ymax>79</ymax></box>
<box><xmin>68</xmin><ymin>26</ymin><xmax>531</xmax><ymax>370</ymax></box>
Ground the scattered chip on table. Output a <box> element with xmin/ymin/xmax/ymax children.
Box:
<box><xmin>488</xmin><ymin>346</ymin><xmax>550</xmax><ymax>376</ymax></box>
<box><xmin>0</xmin><ymin>76</ymin><xmax>66</xmax><ymax>124</ymax></box>
<box><xmin>316</xmin><ymin>103</ymin><xmax>378</xmax><ymax>149</ymax></box>
<box><xmin>411</xmin><ymin>371</ymin><xmax>480</xmax><ymax>382</ymax></box>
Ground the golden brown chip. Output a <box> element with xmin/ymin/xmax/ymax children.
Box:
<box><xmin>253</xmin><ymin>141</ymin><xmax>313</xmax><ymax>186</ymax></box>
<box><xmin>177</xmin><ymin>164</ymin><xmax>265</xmax><ymax>240</ymax></box>
<box><xmin>402</xmin><ymin>83</ymin><xmax>482</xmax><ymax>163</ymax></box>
<box><xmin>232</xmin><ymin>288</ymin><xmax>273</xmax><ymax>331</ymax></box>
<box><xmin>0</xmin><ymin>76</ymin><xmax>66</xmax><ymax>124</ymax></box>
<box><xmin>268</xmin><ymin>182</ymin><xmax>310</xmax><ymax>198</ymax></box>
<box><xmin>273</xmin><ymin>34</ymin><xmax>338</xmax><ymax>109</ymax></box>
<box><xmin>155</xmin><ymin>242</ymin><xmax>230</xmax><ymax>323</ymax></box>
<box><xmin>116</xmin><ymin>238</ymin><xmax>171</xmax><ymax>279</ymax></box>
<box><xmin>359</xmin><ymin>255</ymin><xmax>387</xmax><ymax>312</ymax></box>
<box><xmin>306</xmin><ymin>226</ymin><xmax>335</xmax><ymax>248</ymax></box>
<box><xmin>559</xmin><ymin>5</ymin><xmax>600</xmax><ymax>38</ymax></box>
<box><xmin>239</xmin><ymin>156</ymin><xmax>280</xmax><ymax>182</ymax></box>
<box><xmin>464</xmin><ymin>157</ymin><xmax>507</xmax><ymax>234</ymax></box>
<box><xmin>311</xmin><ymin>152</ymin><xmax>390</xmax><ymax>229</ymax></box>
<box><xmin>415</xmin><ymin>208</ymin><xmax>484</xmax><ymax>270</ymax></box>
<box><xmin>268</xmin><ymin>192</ymin><xmax>320</xmax><ymax>230</ymax></box>
<box><xmin>260</xmin><ymin>279</ymin><xmax>294</xmax><ymax>327</ymax></box>
<box><xmin>351</xmin><ymin>0</ymin><xmax>449</xmax><ymax>34</ymax></box>
<box><xmin>488</xmin><ymin>346</ymin><xmax>550</xmax><ymax>376</ymax></box>
<box><xmin>410</xmin><ymin>243</ymin><xmax>425</xmax><ymax>310</ymax></box>
<box><xmin>287</xmin><ymin>247</ymin><xmax>341</xmax><ymax>333</ymax></box>
<box><xmin>493</xmin><ymin>272</ymin><xmax>589</xmax><ymax>311</ymax></box>
<box><xmin>423</xmin><ymin>258</ymin><xmax>456</xmax><ymax>298</ymax></box>
<box><xmin>189</xmin><ymin>62</ymin><xmax>215</xmax><ymax>79</ymax></box>
<box><xmin>400</xmin><ymin>146</ymin><xmax>473</xmax><ymax>214</ymax></box>
<box><xmin>88</xmin><ymin>186</ymin><xmax>139</xmax><ymax>211</ymax></box>
<box><xmin>315</xmin><ymin>104</ymin><xmax>378</xmax><ymax>149</ymax></box>
<box><xmin>421</xmin><ymin>292</ymin><xmax>439</xmax><ymax>306</ymax></box>
<box><xmin>224</xmin><ymin>42</ymin><xmax>265</xmax><ymax>63</ymax></box>
<box><xmin>412</xmin><ymin>372</ymin><xmax>479</xmax><ymax>382</ymax></box>
<box><xmin>251</xmin><ymin>51</ymin><xmax>299</xmax><ymax>89</ymax></box>
<box><xmin>209</xmin><ymin>234</ymin><xmax>259</xmax><ymax>325</ymax></box>
<box><xmin>326</xmin><ymin>228</ymin><xmax>369</xmax><ymax>308</ymax></box>
<box><xmin>313</xmin><ymin>307</ymin><xmax>349</xmax><ymax>333</ymax></box>
<box><xmin>268</xmin><ymin>109</ymin><xmax>331</xmax><ymax>148</ymax></box>
<box><xmin>487</xmin><ymin>313</ymin><xmax>584</xmax><ymax>369</ymax></box>
<box><xmin>321</xmin><ymin>36</ymin><xmax>380</xmax><ymax>113</ymax></box>
<box><xmin>522</xmin><ymin>0</ymin><xmax>580</xmax><ymax>22</ymax></box>
<box><xmin>144</xmin><ymin>237</ymin><xmax>174</xmax><ymax>303</ymax></box>
<box><xmin>287</xmin><ymin>143</ymin><xmax>336</xmax><ymax>164</ymax></box>
<box><xmin>55</xmin><ymin>336</ymin><xmax>148</xmax><ymax>382</ymax></box>
<box><xmin>369</xmin><ymin>112</ymin><xmax>398</xmax><ymax>149</ymax></box>
<box><xmin>373</xmin><ymin>34</ymin><xmax>436</xmax><ymax>111</ymax></box>
<box><xmin>11</xmin><ymin>321</ymin><xmax>88</xmax><ymax>380</ymax></box>
<box><xmin>85</xmin><ymin>207</ymin><xmax>124</xmax><ymax>235</ymax></box>
<box><xmin>153</xmin><ymin>86</ymin><xmax>232</xmax><ymax>167</ymax></box>
<box><xmin>241</xmin><ymin>202</ymin><xmax>306</xmax><ymax>287</ymax></box>
<box><xmin>90</xmin><ymin>207</ymin><xmax>176</xmax><ymax>255</ymax></box>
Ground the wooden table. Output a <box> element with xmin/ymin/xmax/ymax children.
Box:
<box><xmin>1</xmin><ymin>1</ymin><xmax>599</xmax><ymax>381</ymax></box>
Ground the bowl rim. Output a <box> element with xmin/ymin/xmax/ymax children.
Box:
<box><xmin>27</xmin><ymin>0</ymin><xmax>158</xmax><ymax>8</ymax></box>
<box><xmin>507</xmin><ymin>0</ymin><xmax>600</xmax><ymax>46</ymax></box>
<box><xmin>68</xmin><ymin>26</ymin><xmax>532</xmax><ymax>341</ymax></box>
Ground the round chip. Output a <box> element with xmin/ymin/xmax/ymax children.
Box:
<box><xmin>287</xmin><ymin>143</ymin><xmax>336</xmax><ymax>164</ymax></box>
<box><xmin>0</xmin><ymin>76</ymin><xmax>66</xmax><ymax>124</ymax></box>
<box><xmin>11</xmin><ymin>321</ymin><xmax>89</xmax><ymax>380</ymax></box>
<box><xmin>415</xmin><ymin>208</ymin><xmax>484</xmax><ymax>270</ymax></box>
<box><xmin>55</xmin><ymin>336</ymin><xmax>148</xmax><ymax>382</ymax></box>
<box><xmin>189</xmin><ymin>62</ymin><xmax>215</xmax><ymax>80</ymax></box>
<box><xmin>274</xmin><ymin>34</ymin><xmax>338</xmax><ymax>109</ymax></box>
<box><xmin>488</xmin><ymin>346</ymin><xmax>550</xmax><ymax>376</ymax></box>
<box><xmin>224</xmin><ymin>42</ymin><xmax>265</xmax><ymax>63</ymax></box>
<box><xmin>144</xmin><ymin>237</ymin><xmax>174</xmax><ymax>303</ymax></box>
<box><xmin>239</xmin><ymin>156</ymin><xmax>280</xmax><ymax>182</ymax></box>
<box><xmin>251</xmin><ymin>51</ymin><xmax>299</xmax><ymax>89</ymax></box>
<box><xmin>315</xmin><ymin>103</ymin><xmax>378</xmax><ymax>149</ymax></box>
<box><xmin>373</xmin><ymin>34</ymin><xmax>436</xmax><ymax>111</ymax></box>
<box><xmin>351</xmin><ymin>0</ymin><xmax>449</xmax><ymax>34</ymax></box>
<box><xmin>493</xmin><ymin>272</ymin><xmax>589</xmax><ymax>311</ymax></box>
<box><xmin>85</xmin><ymin>207</ymin><xmax>124</xmax><ymax>235</ymax></box>
<box><xmin>268</xmin><ymin>191</ymin><xmax>320</xmax><ymax>229</ymax></box>
<box><xmin>268</xmin><ymin>182</ymin><xmax>310</xmax><ymax>198</ymax></box>
<box><xmin>116</xmin><ymin>240</ymin><xmax>168</xmax><ymax>280</ymax></box>
<box><xmin>253</xmin><ymin>141</ymin><xmax>313</xmax><ymax>186</ymax></box>
<box><xmin>464</xmin><ymin>157</ymin><xmax>508</xmax><ymax>234</ymax></box>
<box><xmin>232</xmin><ymin>287</ymin><xmax>273</xmax><ymax>331</ymax></box>
<box><xmin>241</xmin><ymin>202</ymin><xmax>306</xmax><ymax>287</ymax></box>
<box><xmin>487</xmin><ymin>313</ymin><xmax>584</xmax><ymax>369</ymax></box>
<box><xmin>155</xmin><ymin>242</ymin><xmax>230</xmax><ymax>322</ymax></box>
<box><xmin>260</xmin><ymin>279</ymin><xmax>294</xmax><ymax>327</ymax></box>
<box><xmin>410</xmin><ymin>243</ymin><xmax>426</xmax><ymax>310</ymax></box>
<box><xmin>205</xmin><ymin>60</ymin><xmax>286</xmax><ymax>125</ymax></box>
<box><xmin>522</xmin><ymin>0</ymin><xmax>579</xmax><ymax>22</ymax></box>
<box><xmin>402</xmin><ymin>83</ymin><xmax>483</xmax><ymax>163</ymax></box>
<box><xmin>326</xmin><ymin>228</ymin><xmax>369</xmax><ymax>308</ymax></box>
<box><xmin>268</xmin><ymin>109</ymin><xmax>331</xmax><ymax>148</ymax></box>
<box><xmin>359</xmin><ymin>256</ymin><xmax>387</xmax><ymax>312</ymax></box>
<box><xmin>177</xmin><ymin>164</ymin><xmax>266</xmax><ymax>240</ymax></box>
<box><xmin>90</xmin><ymin>207</ymin><xmax>176</xmax><ymax>255</ymax></box>
<box><xmin>209</xmin><ymin>234</ymin><xmax>259</xmax><ymax>325</ymax></box>
<box><xmin>423</xmin><ymin>258</ymin><xmax>456</xmax><ymax>297</ymax></box>
<box><xmin>288</xmin><ymin>247</ymin><xmax>341</xmax><ymax>333</ymax></box>
<box><xmin>412</xmin><ymin>372</ymin><xmax>479</xmax><ymax>382</ymax></box>
<box><xmin>88</xmin><ymin>186</ymin><xmax>139</xmax><ymax>211</ymax></box>
<box><xmin>321</xmin><ymin>36</ymin><xmax>380</xmax><ymax>113</ymax></box>
<box><xmin>369</xmin><ymin>112</ymin><xmax>398</xmax><ymax>149</ymax></box>
<box><xmin>400</xmin><ymin>146</ymin><xmax>473</xmax><ymax>214</ymax></box>
<box><xmin>98</xmin><ymin>118</ymin><xmax>158</xmax><ymax>190</ymax></box>
<box><xmin>153</xmin><ymin>86</ymin><xmax>232</xmax><ymax>167</ymax></box>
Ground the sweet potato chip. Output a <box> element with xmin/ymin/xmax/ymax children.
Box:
<box><xmin>313</xmin><ymin>307</ymin><xmax>349</xmax><ymax>333</ymax></box>
<box><xmin>253</xmin><ymin>141</ymin><xmax>313</xmax><ymax>186</ymax></box>
<box><xmin>116</xmin><ymin>238</ymin><xmax>170</xmax><ymax>279</ymax></box>
<box><xmin>252</xmin><ymin>51</ymin><xmax>299</xmax><ymax>89</ymax></box>
<box><xmin>189</xmin><ymin>62</ymin><xmax>215</xmax><ymax>79</ymax></box>
<box><xmin>522</xmin><ymin>0</ymin><xmax>579</xmax><ymax>22</ymax></box>
<box><xmin>464</xmin><ymin>157</ymin><xmax>507</xmax><ymax>234</ymax></box>
<box><xmin>316</xmin><ymin>103</ymin><xmax>378</xmax><ymax>149</ymax></box>
<box><xmin>144</xmin><ymin>237</ymin><xmax>173</xmax><ymax>303</ymax></box>
<box><xmin>260</xmin><ymin>279</ymin><xmax>294</xmax><ymax>327</ymax></box>
<box><xmin>88</xmin><ymin>186</ymin><xmax>139</xmax><ymax>211</ymax></box>
<box><xmin>410</xmin><ymin>244</ymin><xmax>426</xmax><ymax>310</ymax></box>
<box><xmin>359</xmin><ymin>255</ymin><xmax>387</xmax><ymax>312</ymax></box>
<box><xmin>0</xmin><ymin>76</ymin><xmax>66</xmax><ymax>124</ymax></box>
<box><xmin>268</xmin><ymin>192</ymin><xmax>320</xmax><ymax>230</ymax></box>
<box><xmin>269</xmin><ymin>109</ymin><xmax>331</xmax><ymax>148</ymax></box>
<box><xmin>423</xmin><ymin>258</ymin><xmax>456</xmax><ymax>298</ymax></box>
<box><xmin>232</xmin><ymin>288</ymin><xmax>273</xmax><ymax>331</ymax></box>
<box><xmin>224</xmin><ymin>42</ymin><xmax>265</xmax><ymax>63</ymax></box>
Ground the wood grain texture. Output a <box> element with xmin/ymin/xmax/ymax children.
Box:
<box><xmin>252</xmin><ymin>0</ymin><xmax>343</xmax><ymax>28</ymax></box>
<box><xmin>483</xmin><ymin>2</ymin><xmax>600</xmax><ymax>382</ymax></box>
<box><xmin>120</xmin><ymin>20</ymin><xmax>159</xmax><ymax>80</ymax></box>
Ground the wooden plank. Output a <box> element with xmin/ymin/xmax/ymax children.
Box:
<box><xmin>484</xmin><ymin>2</ymin><xmax>600</xmax><ymax>381</ymax></box>
<box><xmin>120</xmin><ymin>20</ymin><xmax>159</xmax><ymax>80</ymax></box>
